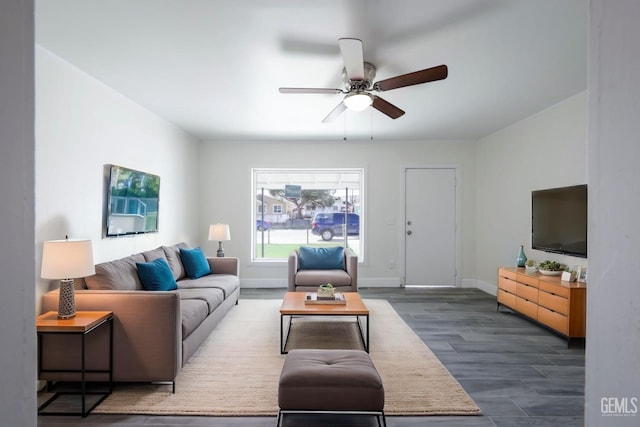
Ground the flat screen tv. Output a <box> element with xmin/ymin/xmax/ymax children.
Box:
<box><xmin>531</xmin><ymin>184</ymin><xmax>587</xmax><ymax>258</ymax></box>
<box><xmin>105</xmin><ymin>165</ymin><xmax>160</xmax><ymax>237</ymax></box>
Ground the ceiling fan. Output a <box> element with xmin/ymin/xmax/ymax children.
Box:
<box><xmin>279</xmin><ymin>38</ymin><xmax>448</xmax><ymax>123</ymax></box>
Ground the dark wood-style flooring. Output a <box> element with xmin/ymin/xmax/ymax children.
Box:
<box><xmin>38</xmin><ymin>287</ymin><xmax>585</xmax><ymax>426</ymax></box>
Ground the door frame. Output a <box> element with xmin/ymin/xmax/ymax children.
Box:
<box><xmin>400</xmin><ymin>164</ymin><xmax>462</xmax><ymax>287</ymax></box>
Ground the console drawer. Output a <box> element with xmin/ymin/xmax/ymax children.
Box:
<box><xmin>538</xmin><ymin>306</ymin><xmax>569</xmax><ymax>335</ymax></box>
<box><xmin>517</xmin><ymin>273</ymin><xmax>539</xmax><ymax>287</ymax></box>
<box><xmin>500</xmin><ymin>268</ymin><xmax>517</xmax><ymax>280</ymax></box>
<box><xmin>498</xmin><ymin>289</ymin><xmax>516</xmax><ymax>308</ymax></box>
<box><xmin>538</xmin><ymin>291</ymin><xmax>569</xmax><ymax>316</ymax></box>
<box><xmin>516</xmin><ymin>296</ymin><xmax>538</xmax><ymax>319</ymax></box>
<box><xmin>499</xmin><ymin>276</ymin><xmax>517</xmax><ymax>294</ymax></box>
<box><xmin>516</xmin><ymin>283</ymin><xmax>538</xmax><ymax>303</ymax></box>
<box><xmin>538</xmin><ymin>280</ymin><xmax>569</xmax><ymax>298</ymax></box>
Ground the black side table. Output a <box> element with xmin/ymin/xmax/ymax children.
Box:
<box><xmin>37</xmin><ymin>311</ymin><xmax>113</xmax><ymax>417</ymax></box>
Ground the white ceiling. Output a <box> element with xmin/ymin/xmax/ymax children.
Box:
<box><xmin>35</xmin><ymin>0</ymin><xmax>588</xmax><ymax>142</ymax></box>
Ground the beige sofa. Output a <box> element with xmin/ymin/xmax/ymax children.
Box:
<box><xmin>288</xmin><ymin>247</ymin><xmax>358</xmax><ymax>293</ymax></box>
<box><xmin>40</xmin><ymin>242</ymin><xmax>239</xmax><ymax>390</ymax></box>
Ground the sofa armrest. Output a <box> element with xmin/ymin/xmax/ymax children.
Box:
<box><xmin>41</xmin><ymin>289</ymin><xmax>181</xmax><ymax>383</ymax></box>
<box><xmin>208</xmin><ymin>256</ymin><xmax>239</xmax><ymax>276</ymax></box>
<box><xmin>345</xmin><ymin>247</ymin><xmax>358</xmax><ymax>292</ymax></box>
<box><xmin>288</xmin><ymin>250</ymin><xmax>299</xmax><ymax>291</ymax></box>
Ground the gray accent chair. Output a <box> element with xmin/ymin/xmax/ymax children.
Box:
<box><xmin>287</xmin><ymin>247</ymin><xmax>358</xmax><ymax>292</ymax></box>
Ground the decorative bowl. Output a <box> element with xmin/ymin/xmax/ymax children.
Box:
<box><xmin>538</xmin><ymin>269</ymin><xmax>563</xmax><ymax>276</ymax></box>
<box><xmin>525</xmin><ymin>265</ymin><xmax>538</xmax><ymax>274</ymax></box>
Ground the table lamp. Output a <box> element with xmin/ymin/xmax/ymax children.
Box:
<box><xmin>208</xmin><ymin>224</ymin><xmax>230</xmax><ymax>257</ymax></box>
<box><xmin>41</xmin><ymin>238</ymin><xmax>95</xmax><ymax>319</ymax></box>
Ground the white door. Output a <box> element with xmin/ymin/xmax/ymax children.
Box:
<box><xmin>404</xmin><ymin>168</ymin><xmax>457</xmax><ymax>286</ymax></box>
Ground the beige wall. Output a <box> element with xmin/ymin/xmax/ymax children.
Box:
<box><xmin>198</xmin><ymin>139</ymin><xmax>477</xmax><ymax>287</ymax></box>
<box><xmin>35</xmin><ymin>46</ymin><xmax>202</xmax><ymax>312</ymax></box>
<box><xmin>475</xmin><ymin>92</ymin><xmax>588</xmax><ymax>294</ymax></box>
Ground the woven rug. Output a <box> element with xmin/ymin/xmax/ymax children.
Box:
<box><xmin>93</xmin><ymin>299</ymin><xmax>480</xmax><ymax>416</ymax></box>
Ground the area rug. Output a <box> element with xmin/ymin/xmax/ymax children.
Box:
<box><xmin>93</xmin><ymin>299</ymin><xmax>480</xmax><ymax>416</ymax></box>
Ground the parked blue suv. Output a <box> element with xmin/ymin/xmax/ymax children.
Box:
<box><xmin>311</xmin><ymin>212</ymin><xmax>360</xmax><ymax>241</ymax></box>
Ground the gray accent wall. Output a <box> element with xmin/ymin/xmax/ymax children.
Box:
<box><xmin>0</xmin><ymin>0</ymin><xmax>36</xmax><ymax>425</ymax></box>
<box><xmin>586</xmin><ymin>1</ymin><xmax>640</xmax><ymax>425</ymax></box>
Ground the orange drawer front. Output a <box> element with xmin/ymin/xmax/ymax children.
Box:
<box><xmin>500</xmin><ymin>268</ymin><xmax>517</xmax><ymax>280</ymax></box>
<box><xmin>499</xmin><ymin>276</ymin><xmax>517</xmax><ymax>294</ymax></box>
<box><xmin>538</xmin><ymin>306</ymin><xmax>569</xmax><ymax>335</ymax></box>
<box><xmin>538</xmin><ymin>280</ymin><xmax>569</xmax><ymax>298</ymax></box>
<box><xmin>517</xmin><ymin>273</ymin><xmax>539</xmax><ymax>287</ymax></box>
<box><xmin>516</xmin><ymin>283</ymin><xmax>538</xmax><ymax>303</ymax></box>
<box><xmin>538</xmin><ymin>291</ymin><xmax>569</xmax><ymax>316</ymax></box>
<box><xmin>516</xmin><ymin>296</ymin><xmax>538</xmax><ymax>319</ymax></box>
<box><xmin>498</xmin><ymin>289</ymin><xmax>516</xmax><ymax>309</ymax></box>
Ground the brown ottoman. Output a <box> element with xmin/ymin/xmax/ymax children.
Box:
<box><xmin>277</xmin><ymin>349</ymin><xmax>385</xmax><ymax>427</ymax></box>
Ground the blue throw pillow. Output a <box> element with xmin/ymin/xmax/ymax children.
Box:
<box><xmin>136</xmin><ymin>258</ymin><xmax>178</xmax><ymax>291</ymax></box>
<box><xmin>179</xmin><ymin>247</ymin><xmax>211</xmax><ymax>279</ymax></box>
<box><xmin>298</xmin><ymin>246</ymin><xmax>344</xmax><ymax>270</ymax></box>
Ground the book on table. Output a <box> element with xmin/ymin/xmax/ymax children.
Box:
<box><xmin>304</xmin><ymin>292</ymin><xmax>346</xmax><ymax>305</ymax></box>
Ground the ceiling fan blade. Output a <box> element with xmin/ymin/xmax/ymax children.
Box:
<box><xmin>338</xmin><ymin>38</ymin><xmax>364</xmax><ymax>81</ymax></box>
<box><xmin>279</xmin><ymin>87</ymin><xmax>343</xmax><ymax>94</ymax></box>
<box><xmin>372</xmin><ymin>96</ymin><xmax>405</xmax><ymax>119</ymax></box>
<box><xmin>374</xmin><ymin>64</ymin><xmax>448</xmax><ymax>92</ymax></box>
<box><xmin>321</xmin><ymin>102</ymin><xmax>347</xmax><ymax>123</ymax></box>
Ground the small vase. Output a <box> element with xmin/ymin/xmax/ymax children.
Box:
<box><xmin>516</xmin><ymin>245</ymin><xmax>527</xmax><ymax>267</ymax></box>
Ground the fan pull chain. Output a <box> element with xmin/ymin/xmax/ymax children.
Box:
<box><xmin>343</xmin><ymin>111</ymin><xmax>347</xmax><ymax>141</ymax></box>
<box><xmin>370</xmin><ymin>107</ymin><xmax>374</xmax><ymax>140</ymax></box>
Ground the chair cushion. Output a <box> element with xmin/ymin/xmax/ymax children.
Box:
<box><xmin>294</xmin><ymin>269</ymin><xmax>352</xmax><ymax>287</ymax></box>
<box><xmin>298</xmin><ymin>246</ymin><xmax>344</xmax><ymax>270</ymax></box>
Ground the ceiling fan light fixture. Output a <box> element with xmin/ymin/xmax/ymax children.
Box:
<box><xmin>343</xmin><ymin>92</ymin><xmax>373</xmax><ymax>111</ymax></box>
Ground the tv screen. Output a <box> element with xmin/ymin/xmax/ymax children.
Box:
<box><xmin>531</xmin><ymin>184</ymin><xmax>587</xmax><ymax>258</ymax></box>
<box><xmin>105</xmin><ymin>165</ymin><xmax>160</xmax><ymax>237</ymax></box>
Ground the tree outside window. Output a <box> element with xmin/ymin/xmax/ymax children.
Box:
<box><xmin>252</xmin><ymin>168</ymin><xmax>363</xmax><ymax>262</ymax></box>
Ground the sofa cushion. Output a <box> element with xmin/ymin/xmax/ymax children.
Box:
<box><xmin>299</xmin><ymin>246</ymin><xmax>344</xmax><ymax>270</ymax></box>
<box><xmin>85</xmin><ymin>253</ymin><xmax>146</xmax><ymax>290</ymax></box>
<box><xmin>178</xmin><ymin>274</ymin><xmax>240</xmax><ymax>299</ymax></box>
<box><xmin>180</xmin><ymin>247</ymin><xmax>211</xmax><ymax>279</ymax></box>
<box><xmin>141</xmin><ymin>247</ymin><xmax>168</xmax><ymax>263</ymax></box>
<box><xmin>180</xmin><ymin>298</ymin><xmax>210</xmax><ymax>339</ymax></box>
<box><xmin>162</xmin><ymin>242</ymin><xmax>189</xmax><ymax>281</ymax></box>
<box><xmin>178</xmin><ymin>288</ymin><xmax>224</xmax><ymax>313</ymax></box>
<box><xmin>136</xmin><ymin>258</ymin><xmax>178</xmax><ymax>291</ymax></box>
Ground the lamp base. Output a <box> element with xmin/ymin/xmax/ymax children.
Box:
<box><xmin>217</xmin><ymin>241</ymin><xmax>225</xmax><ymax>257</ymax></box>
<box><xmin>58</xmin><ymin>279</ymin><xmax>76</xmax><ymax>319</ymax></box>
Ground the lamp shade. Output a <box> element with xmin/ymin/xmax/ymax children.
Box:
<box><xmin>41</xmin><ymin>239</ymin><xmax>95</xmax><ymax>279</ymax></box>
<box><xmin>343</xmin><ymin>92</ymin><xmax>373</xmax><ymax>112</ymax></box>
<box><xmin>208</xmin><ymin>224</ymin><xmax>231</xmax><ymax>241</ymax></box>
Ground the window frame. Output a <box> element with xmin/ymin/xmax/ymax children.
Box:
<box><xmin>251</xmin><ymin>167</ymin><xmax>364</xmax><ymax>264</ymax></box>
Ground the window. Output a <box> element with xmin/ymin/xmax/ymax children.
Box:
<box><xmin>252</xmin><ymin>168</ymin><xmax>364</xmax><ymax>262</ymax></box>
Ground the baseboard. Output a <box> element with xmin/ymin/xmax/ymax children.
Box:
<box><xmin>240</xmin><ymin>277</ymin><xmax>403</xmax><ymax>289</ymax></box>
<box><xmin>476</xmin><ymin>279</ymin><xmax>497</xmax><ymax>296</ymax></box>
<box><xmin>358</xmin><ymin>278</ymin><xmax>403</xmax><ymax>287</ymax></box>
<box><xmin>460</xmin><ymin>278</ymin><xmax>476</xmax><ymax>288</ymax></box>
<box><xmin>241</xmin><ymin>277</ymin><xmax>497</xmax><ymax>293</ymax></box>
<box><xmin>240</xmin><ymin>278</ymin><xmax>285</xmax><ymax>288</ymax></box>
